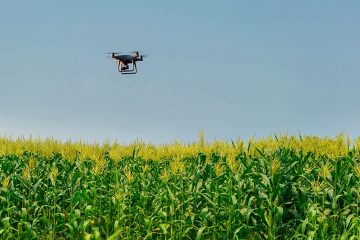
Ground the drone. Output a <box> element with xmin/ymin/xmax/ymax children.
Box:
<box><xmin>108</xmin><ymin>51</ymin><xmax>145</xmax><ymax>74</ymax></box>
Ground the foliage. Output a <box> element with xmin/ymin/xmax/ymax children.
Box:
<box><xmin>1</xmin><ymin>133</ymin><xmax>360</xmax><ymax>239</ymax></box>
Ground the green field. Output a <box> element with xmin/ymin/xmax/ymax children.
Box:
<box><xmin>1</xmin><ymin>134</ymin><xmax>360</xmax><ymax>239</ymax></box>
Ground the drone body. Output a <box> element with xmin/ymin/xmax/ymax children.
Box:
<box><xmin>110</xmin><ymin>51</ymin><xmax>144</xmax><ymax>74</ymax></box>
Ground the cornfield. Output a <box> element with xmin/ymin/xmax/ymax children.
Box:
<box><xmin>1</xmin><ymin>133</ymin><xmax>360</xmax><ymax>239</ymax></box>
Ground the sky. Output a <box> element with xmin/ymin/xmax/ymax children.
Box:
<box><xmin>1</xmin><ymin>1</ymin><xmax>360</xmax><ymax>144</ymax></box>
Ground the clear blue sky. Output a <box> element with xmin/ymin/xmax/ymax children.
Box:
<box><xmin>1</xmin><ymin>1</ymin><xmax>360</xmax><ymax>144</ymax></box>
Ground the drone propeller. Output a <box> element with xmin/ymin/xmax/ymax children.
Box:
<box><xmin>131</xmin><ymin>51</ymin><xmax>139</xmax><ymax>57</ymax></box>
<box><xmin>105</xmin><ymin>52</ymin><xmax>121</xmax><ymax>59</ymax></box>
<box><xmin>132</xmin><ymin>51</ymin><xmax>149</xmax><ymax>58</ymax></box>
<box><xmin>105</xmin><ymin>51</ymin><xmax>149</xmax><ymax>59</ymax></box>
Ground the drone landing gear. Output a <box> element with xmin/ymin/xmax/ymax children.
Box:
<box><xmin>118</xmin><ymin>60</ymin><xmax>137</xmax><ymax>74</ymax></box>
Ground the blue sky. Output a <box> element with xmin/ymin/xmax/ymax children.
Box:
<box><xmin>1</xmin><ymin>1</ymin><xmax>360</xmax><ymax>144</ymax></box>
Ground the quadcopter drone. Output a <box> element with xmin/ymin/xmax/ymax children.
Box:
<box><xmin>108</xmin><ymin>51</ymin><xmax>145</xmax><ymax>74</ymax></box>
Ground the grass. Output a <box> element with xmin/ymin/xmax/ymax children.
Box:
<box><xmin>1</xmin><ymin>133</ymin><xmax>360</xmax><ymax>239</ymax></box>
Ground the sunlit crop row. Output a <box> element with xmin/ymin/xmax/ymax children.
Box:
<box><xmin>1</xmin><ymin>132</ymin><xmax>359</xmax><ymax>163</ymax></box>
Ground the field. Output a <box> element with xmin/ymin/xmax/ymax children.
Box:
<box><xmin>1</xmin><ymin>133</ymin><xmax>360</xmax><ymax>239</ymax></box>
